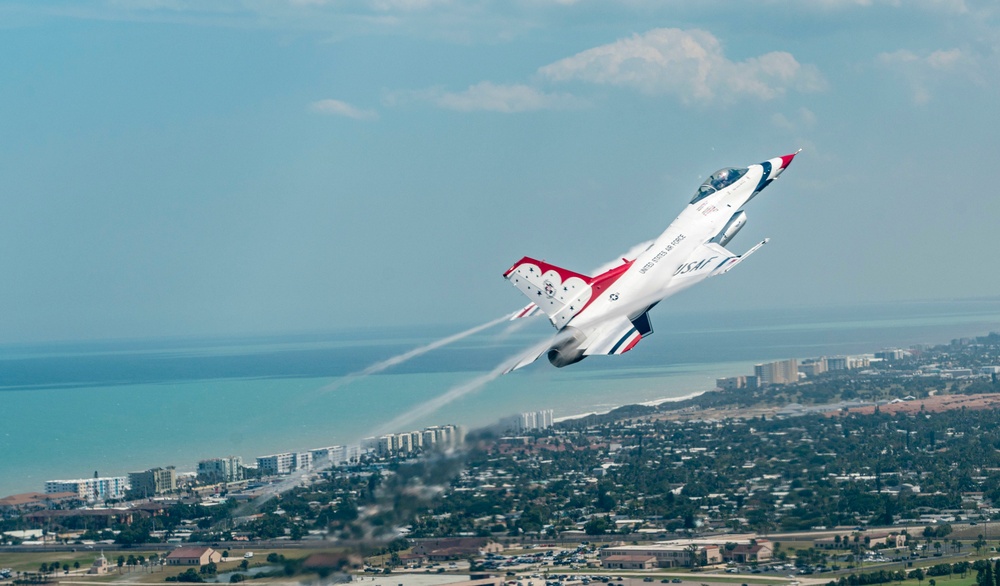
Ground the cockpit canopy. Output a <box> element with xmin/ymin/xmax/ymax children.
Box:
<box><xmin>690</xmin><ymin>167</ymin><xmax>749</xmax><ymax>204</ymax></box>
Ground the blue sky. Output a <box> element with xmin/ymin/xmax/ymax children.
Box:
<box><xmin>1</xmin><ymin>0</ymin><xmax>998</xmax><ymax>343</ymax></box>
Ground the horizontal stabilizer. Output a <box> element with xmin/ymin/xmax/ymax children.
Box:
<box><xmin>500</xmin><ymin>336</ymin><xmax>557</xmax><ymax>374</ymax></box>
<box><xmin>510</xmin><ymin>303</ymin><xmax>542</xmax><ymax>320</ymax></box>
<box><xmin>503</xmin><ymin>257</ymin><xmax>594</xmax><ymax>328</ymax></box>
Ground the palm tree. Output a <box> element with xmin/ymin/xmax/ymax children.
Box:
<box><xmin>975</xmin><ymin>535</ymin><xmax>987</xmax><ymax>555</ymax></box>
<box><xmin>686</xmin><ymin>544</ymin><xmax>700</xmax><ymax>569</ymax></box>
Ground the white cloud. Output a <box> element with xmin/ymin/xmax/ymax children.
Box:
<box><xmin>875</xmin><ymin>47</ymin><xmax>973</xmax><ymax>104</ymax></box>
<box><xmin>927</xmin><ymin>48</ymin><xmax>963</xmax><ymax>69</ymax></box>
<box><xmin>310</xmin><ymin>99</ymin><xmax>379</xmax><ymax>120</ymax></box>
<box><xmin>418</xmin><ymin>81</ymin><xmax>586</xmax><ymax>113</ymax></box>
<box><xmin>538</xmin><ymin>28</ymin><xmax>826</xmax><ymax>105</ymax></box>
<box><xmin>771</xmin><ymin>107</ymin><xmax>818</xmax><ymax>132</ymax></box>
<box><xmin>877</xmin><ymin>47</ymin><xmax>967</xmax><ymax>70</ymax></box>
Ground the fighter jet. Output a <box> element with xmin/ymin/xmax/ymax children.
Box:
<box><xmin>502</xmin><ymin>151</ymin><xmax>799</xmax><ymax>371</ymax></box>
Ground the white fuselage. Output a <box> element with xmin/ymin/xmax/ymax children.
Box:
<box><xmin>568</xmin><ymin>161</ymin><xmax>774</xmax><ymax>331</ymax></box>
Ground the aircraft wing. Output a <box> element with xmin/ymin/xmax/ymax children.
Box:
<box><xmin>709</xmin><ymin>238</ymin><xmax>768</xmax><ymax>276</ymax></box>
<box><xmin>672</xmin><ymin>239</ymin><xmax>769</xmax><ymax>280</ymax></box>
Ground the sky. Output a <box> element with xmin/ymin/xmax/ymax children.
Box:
<box><xmin>1</xmin><ymin>0</ymin><xmax>999</xmax><ymax>344</ymax></box>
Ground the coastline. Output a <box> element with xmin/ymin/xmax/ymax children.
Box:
<box><xmin>5</xmin><ymin>298</ymin><xmax>1000</xmax><ymax>498</ymax></box>
<box><xmin>553</xmin><ymin>388</ymin><xmax>711</xmax><ymax>423</ymax></box>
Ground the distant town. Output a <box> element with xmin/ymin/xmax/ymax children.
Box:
<box><xmin>6</xmin><ymin>333</ymin><xmax>1000</xmax><ymax>586</ymax></box>
<box><xmin>20</xmin><ymin>424</ymin><xmax>467</xmax><ymax>508</ymax></box>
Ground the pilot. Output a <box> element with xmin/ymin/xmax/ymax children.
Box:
<box><xmin>711</xmin><ymin>169</ymin><xmax>730</xmax><ymax>190</ymax></box>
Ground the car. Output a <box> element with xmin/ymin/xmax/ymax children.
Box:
<box><xmin>672</xmin><ymin>580</ymin><xmax>683</xmax><ymax>583</ymax></box>
<box><xmin>644</xmin><ymin>579</ymin><xmax>654</xmax><ymax>582</ymax></box>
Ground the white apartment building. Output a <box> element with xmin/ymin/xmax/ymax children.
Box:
<box><xmin>197</xmin><ymin>456</ymin><xmax>244</xmax><ymax>483</ymax></box>
<box><xmin>45</xmin><ymin>477</ymin><xmax>129</xmax><ymax>502</ymax></box>
<box><xmin>256</xmin><ymin>453</ymin><xmax>296</xmax><ymax>475</ymax></box>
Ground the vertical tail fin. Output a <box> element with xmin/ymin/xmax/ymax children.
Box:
<box><xmin>503</xmin><ymin>257</ymin><xmax>594</xmax><ymax>329</ymax></box>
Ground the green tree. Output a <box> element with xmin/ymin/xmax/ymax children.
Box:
<box><xmin>686</xmin><ymin>544</ymin><xmax>701</xmax><ymax>569</ymax></box>
<box><xmin>584</xmin><ymin>516</ymin><xmax>611</xmax><ymax>535</ymax></box>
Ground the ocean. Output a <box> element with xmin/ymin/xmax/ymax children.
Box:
<box><xmin>3</xmin><ymin>297</ymin><xmax>1000</xmax><ymax>498</ymax></box>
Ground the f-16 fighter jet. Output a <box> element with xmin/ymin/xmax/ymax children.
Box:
<box><xmin>503</xmin><ymin>151</ymin><xmax>799</xmax><ymax>371</ymax></box>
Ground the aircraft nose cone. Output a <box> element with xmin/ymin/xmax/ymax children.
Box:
<box><xmin>778</xmin><ymin>149</ymin><xmax>802</xmax><ymax>170</ymax></box>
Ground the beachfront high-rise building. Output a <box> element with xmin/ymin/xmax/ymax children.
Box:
<box><xmin>798</xmin><ymin>358</ymin><xmax>827</xmax><ymax>378</ymax></box>
<box><xmin>344</xmin><ymin>445</ymin><xmax>361</xmax><ymax>463</ymax></box>
<box><xmin>197</xmin><ymin>457</ymin><xmax>244</xmax><ymax>483</ymax></box>
<box><xmin>256</xmin><ymin>452</ymin><xmax>313</xmax><ymax>475</ymax></box>
<box><xmin>502</xmin><ymin>409</ymin><xmax>555</xmax><ymax>433</ymax></box>
<box><xmin>826</xmin><ymin>356</ymin><xmax>848</xmax><ymax>371</ymax></box>
<box><xmin>45</xmin><ymin>476</ymin><xmax>129</xmax><ymax>502</ymax></box>
<box><xmin>754</xmin><ymin>359</ymin><xmax>799</xmax><ymax>386</ymax></box>
<box><xmin>294</xmin><ymin>452</ymin><xmax>312</xmax><ymax>471</ymax></box>
<box><xmin>716</xmin><ymin>376</ymin><xmax>747</xmax><ymax>391</ymax></box>
<box><xmin>377</xmin><ymin>435</ymin><xmax>394</xmax><ymax>456</ymax></box>
<box><xmin>256</xmin><ymin>453</ymin><xmax>296</xmax><ymax>475</ymax></box>
<box><xmin>127</xmin><ymin>467</ymin><xmax>176</xmax><ymax>497</ymax></box>
<box><xmin>848</xmin><ymin>355</ymin><xmax>871</xmax><ymax>370</ymax></box>
<box><xmin>310</xmin><ymin>446</ymin><xmax>352</xmax><ymax>467</ymax></box>
<box><xmin>375</xmin><ymin>425</ymin><xmax>463</xmax><ymax>457</ymax></box>
<box><xmin>875</xmin><ymin>349</ymin><xmax>906</xmax><ymax>361</ymax></box>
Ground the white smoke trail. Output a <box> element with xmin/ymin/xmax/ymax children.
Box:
<box><xmin>589</xmin><ymin>238</ymin><xmax>655</xmax><ymax>275</ymax></box>
<box><xmin>294</xmin><ymin>313</ymin><xmax>514</xmax><ymax>407</ymax></box>
<box><xmin>251</xmin><ymin>332</ymin><xmax>557</xmax><ymax>505</ymax></box>
<box><xmin>372</xmin><ymin>334</ymin><xmax>560</xmax><ymax>436</ymax></box>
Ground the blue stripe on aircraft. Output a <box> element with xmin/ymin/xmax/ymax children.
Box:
<box><xmin>755</xmin><ymin>161</ymin><xmax>772</xmax><ymax>193</ymax></box>
<box><xmin>609</xmin><ymin>327</ymin><xmax>638</xmax><ymax>354</ymax></box>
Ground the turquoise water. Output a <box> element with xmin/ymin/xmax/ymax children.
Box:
<box><xmin>4</xmin><ymin>298</ymin><xmax>1000</xmax><ymax>497</ymax></box>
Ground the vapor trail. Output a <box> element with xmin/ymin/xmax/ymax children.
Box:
<box><xmin>250</xmin><ymin>327</ymin><xmax>553</xmax><ymax>507</ymax></box>
<box><xmin>372</xmin><ymin>333</ymin><xmax>565</xmax><ymax>435</ymax></box>
<box><xmin>294</xmin><ymin>313</ymin><xmax>513</xmax><ymax>407</ymax></box>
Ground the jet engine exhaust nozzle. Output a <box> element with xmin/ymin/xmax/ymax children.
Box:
<box><xmin>547</xmin><ymin>327</ymin><xmax>588</xmax><ymax>368</ymax></box>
